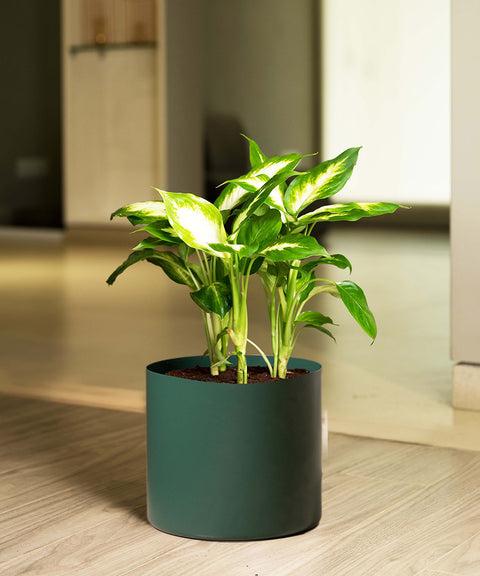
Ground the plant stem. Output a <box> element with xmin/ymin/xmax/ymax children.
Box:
<box><xmin>202</xmin><ymin>311</ymin><xmax>219</xmax><ymax>376</ymax></box>
<box><xmin>227</xmin><ymin>255</ymin><xmax>251</xmax><ymax>383</ymax></box>
<box><xmin>275</xmin><ymin>260</ymin><xmax>300</xmax><ymax>379</ymax></box>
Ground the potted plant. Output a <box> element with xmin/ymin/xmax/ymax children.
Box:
<box><xmin>108</xmin><ymin>137</ymin><xmax>403</xmax><ymax>541</ymax></box>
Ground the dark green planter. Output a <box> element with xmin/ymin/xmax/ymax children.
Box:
<box><xmin>146</xmin><ymin>355</ymin><xmax>322</xmax><ymax>541</ymax></box>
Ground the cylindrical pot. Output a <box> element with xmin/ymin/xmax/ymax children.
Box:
<box><xmin>146</xmin><ymin>355</ymin><xmax>322</xmax><ymax>541</ymax></box>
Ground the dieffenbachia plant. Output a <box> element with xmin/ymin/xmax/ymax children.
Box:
<box><xmin>107</xmin><ymin>136</ymin><xmax>405</xmax><ymax>383</ymax></box>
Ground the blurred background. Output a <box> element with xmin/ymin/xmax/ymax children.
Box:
<box><xmin>1</xmin><ymin>0</ymin><xmax>479</xmax><ymax>448</ymax></box>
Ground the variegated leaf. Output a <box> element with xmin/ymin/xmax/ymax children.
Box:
<box><xmin>232</xmin><ymin>171</ymin><xmax>299</xmax><ymax>233</ymax></box>
<box><xmin>190</xmin><ymin>280</ymin><xmax>232</xmax><ymax>318</ymax></box>
<box><xmin>214</xmin><ymin>154</ymin><xmax>306</xmax><ymax>212</ymax></box>
<box><xmin>242</xmin><ymin>134</ymin><xmax>268</xmax><ymax>168</ymax></box>
<box><xmin>110</xmin><ymin>201</ymin><xmax>167</xmax><ymax>223</ymax></box>
<box><xmin>284</xmin><ymin>147</ymin><xmax>361</xmax><ymax>216</ymax></box>
<box><xmin>160</xmin><ymin>191</ymin><xmax>227</xmax><ymax>254</ymax></box>
<box><xmin>132</xmin><ymin>236</ymin><xmax>174</xmax><ymax>250</ymax></box>
<box><xmin>261</xmin><ymin>234</ymin><xmax>328</xmax><ymax>262</ymax></box>
<box><xmin>298</xmin><ymin>202</ymin><xmax>404</xmax><ymax>223</ymax></box>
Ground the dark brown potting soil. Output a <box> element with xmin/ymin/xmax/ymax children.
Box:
<box><xmin>166</xmin><ymin>365</ymin><xmax>308</xmax><ymax>383</ymax></box>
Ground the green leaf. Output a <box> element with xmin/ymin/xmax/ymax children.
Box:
<box><xmin>242</xmin><ymin>134</ymin><xmax>268</xmax><ymax>168</ymax></box>
<box><xmin>178</xmin><ymin>243</ymin><xmax>194</xmax><ymax>261</ymax></box>
<box><xmin>190</xmin><ymin>280</ymin><xmax>232</xmax><ymax>318</ymax></box>
<box><xmin>135</xmin><ymin>221</ymin><xmax>180</xmax><ymax>244</ymax></box>
<box><xmin>147</xmin><ymin>251</ymin><xmax>198</xmax><ymax>289</ymax></box>
<box><xmin>247</xmin><ymin>256</ymin><xmax>265</xmax><ymax>275</ymax></box>
<box><xmin>232</xmin><ymin>171</ymin><xmax>299</xmax><ymax>233</ymax></box>
<box><xmin>336</xmin><ymin>280</ymin><xmax>377</xmax><ymax>340</ymax></box>
<box><xmin>209</xmin><ymin>243</ymin><xmax>245</xmax><ymax>255</ymax></box>
<box><xmin>265</xmin><ymin>181</ymin><xmax>292</xmax><ymax>219</ymax></box>
<box><xmin>107</xmin><ymin>249</ymin><xmax>155</xmax><ymax>285</ymax></box>
<box><xmin>295</xmin><ymin>311</ymin><xmax>336</xmax><ymax>327</ymax></box>
<box><xmin>110</xmin><ymin>201</ymin><xmax>167</xmax><ymax>222</ymax></box>
<box><xmin>214</xmin><ymin>154</ymin><xmax>305</xmax><ymax>212</ymax></box>
<box><xmin>284</xmin><ymin>147</ymin><xmax>361</xmax><ymax>215</ymax></box>
<box><xmin>237</xmin><ymin>209</ymin><xmax>282</xmax><ymax>251</ymax></box>
<box><xmin>106</xmin><ymin>249</ymin><xmax>196</xmax><ymax>289</ymax></box>
<box><xmin>296</xmin><ymin>278</ymin><xmax>316</xmax><ymax>303</ymax></box>
<box><xmin>160</xmin><ymin>191</ymin><xmax>227</xmax><ymax>255</ymax></box>
<box><xmin>298</xmin><ymin>202</ymin><xmax>405</xmax><ymax>223</ymax></box>
<box><xmin>301</xmin><ymin>254</ymin><xmax>352</xmax><ymax>274</ymax></box>
<box><xmin>262</xmin><ymin>234</ymin><xmax>328</xmax><ymax>262</ymax></box>
<box><xmin>132</xmin><ymin>236</ymin><xmax>172</xmax><ymax>250</ymax></box>
<box><xmin>301</xmin><ymin>324</ymin><xmax>337</xmax><ymax>342</ymax></box>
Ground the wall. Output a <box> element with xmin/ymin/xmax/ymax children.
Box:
<box><xmin>322</xmin><ymin>0</ymin><xmax>450</xmax><ymax>205</ymax></box>
<box><xmin>451</xmin><ymin>0</ymin><xmax>480</xmax><ymax>364</ymax></box>
<box><xmin>203</xmin><ymin>0</ymin><xmax>317</xmax><ymax>159</ymax></box>
<box><xmin>163</xmin><ymin>0</ymin><xmax>203</xmax><ymax>195</ymax></box>
<box><xmin>62</xmin><ymin>0</ymin><xmax>157</xmax><ymax>227</ymax></box>
<box><xmin>62</xmin><ymin>0</ymin><xmax>205</xmax><ymax>226</ymax></box>
<box><xmin>0</xmin><ymin>0</ymin><xmax>62</xmax><ymax>227</ymax></box>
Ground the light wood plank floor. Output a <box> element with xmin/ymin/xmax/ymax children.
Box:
<box><xmin>1</xmin><ymin>394</ymin><xmax>480</xmax><ymax>576</ymax></box>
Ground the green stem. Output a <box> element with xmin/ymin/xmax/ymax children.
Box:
<box><xmin>202</xmin><ymin>311</ymin><xmax>219</xmax><ymax>376</ymax></box>
<box><xmin>227</xmin><ymin>255</ymin><xmax>252</xmax><ymax>383</ymax></box>
<box><xmin>275</xmin><ymin>261</ymin><xmax>300</xmax><ymax>379</ymax></box>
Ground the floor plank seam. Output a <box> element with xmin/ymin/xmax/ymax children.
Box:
<box><xmin>0</xmin><ymin>502</ymin><xmax>149</xmax><ymax>571</ymax></box>
<box><xmin>340</xmin><ymin>470</ymin><xmax>430</xmax><ymax>488</ymax></box>
<box><xmin>115</xmin><ymin>539</ymin><xmax>200</xmax><ymax>576</ymax></box>
<box><xmin>421</xmin><ymin>526</ymin><xmax>480</xmax><ymax>575</ymax></box>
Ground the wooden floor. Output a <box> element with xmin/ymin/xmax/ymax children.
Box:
<box><xmin>1</xmin><ymin>393</ymin><xmax>480</xmax><ymax>576</ymax></box>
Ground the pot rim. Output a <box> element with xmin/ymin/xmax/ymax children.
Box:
<box><xmin>146</xmin><ymin>355</ymin><xmax>322</xmax><ymax>387</ymax></box>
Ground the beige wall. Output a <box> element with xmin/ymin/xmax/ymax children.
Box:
<box><xmin>62</xmin><ymin>0</ymin><xmax>158</xmax><ymax>227</ymax></box>
<box><xmin>322</xmin><ymin>0</ymin><xmax>450</xmax><ymax>205</ymax></box>
<box><xmin>451</xmin><ymin>0</ymin><xmax>480</xmax><ymax>363</ymax></box>
<box><xmin>62</xmin><ymin>0</ymin><xmax>203</xmax><ymax>227</ymax></box>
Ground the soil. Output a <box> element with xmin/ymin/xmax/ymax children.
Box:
<box><xmin>166</xmin><ymin>365</ymin><xmax>308</xmax><ymax>383</ymax></box>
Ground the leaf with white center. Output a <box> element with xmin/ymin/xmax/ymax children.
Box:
<box><xmin>265</xmin><ymin>182</ymin><xmax>294</xmax><ymax>221</ymax></box>
<box><xmin>209</xmin><ymin>243</ymin><xmax>245</xmax><ymax>255</ymax></box>
<box><xmin>262</xmin><ymin>234</ymin><xmax>328</xmax><ymax>262</ymax></box>
<box><xmin>232</xmin><ymin>171</ymin><xmax>299</xmax><ymax>233</ymax></box>
<box><xmin>160</xmin><ymin>191</ymin><xmax>227</xmax><ymax>255</ymax></box>
<box><xmin>214</xmin><ymin>154</ymin><xmax>306</xmax><ymax>212</ymax></box>
<box><xmin>190</xmin><ymin>280</ymin><xmax>232</xmax><ymax>318</ymax></box>
<box><xmin>242</xmin><ymin>134</ymin><xmax>268</xmax><ymax>168</ymax></box>
<box><xmin>110</xmin><ymin>201</ymin><xmax>167</xmax><ymax>223</ymax></box>
<box><xmin>298</xmin><ymin>202</ymin><xmax>405</xmax><ymax>223</ymax></box>
<box><xmin>336</xmin><ymin>280</ymin><xmax>377</xmax><ymax>340</ymax></box>
<box><xmin>284</xmin><ymin>147</ymin><xmax>361</xmax><ymax>216</ymax></box>
<box><xmin>106</xmin><ymin>249</ymin><xmax>196</xmax><ymax>289</ymax></box>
